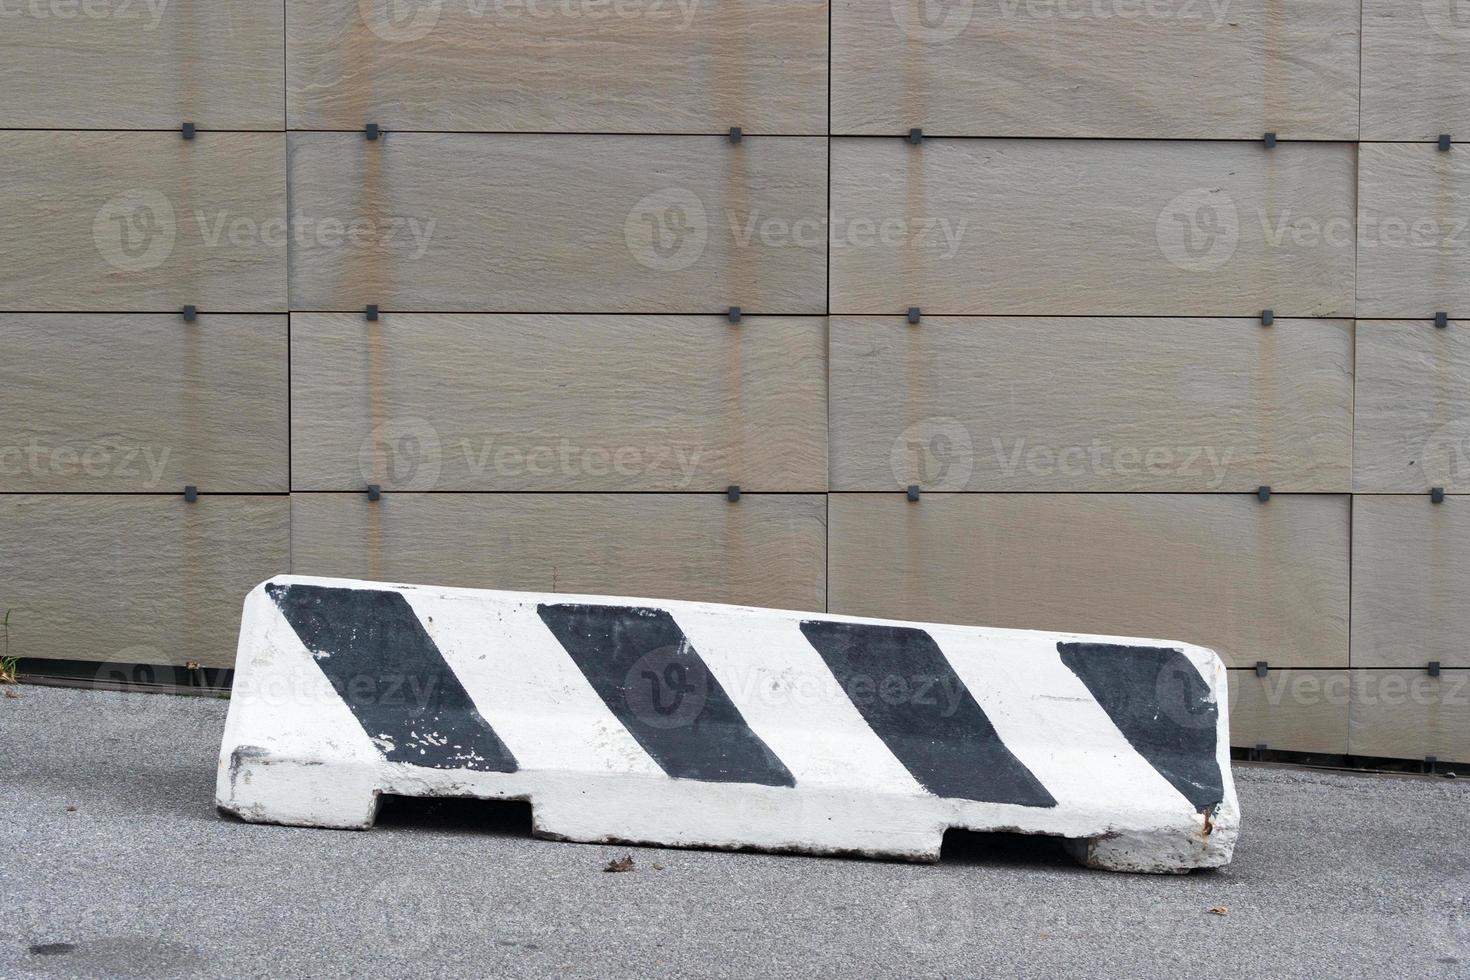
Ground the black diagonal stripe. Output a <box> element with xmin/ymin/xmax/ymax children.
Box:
<box><xmin>536</xmin><ymin>604</ymin><xmax>794</xmax><ymax>787</ymax></box>
<box><xmin>1058</xmin><ymin>642</ymin><xmax>1223</xmax><ymax>811</ymax></box>
<box><xmin>266</xmin><ymin>583</ymin><xmax>517</xmax><ymax>773</ymax></box>
<box><xmin>799</xmin><ymin>620</ymin><xmax>1056</xmax><ymax>808</ymax></box>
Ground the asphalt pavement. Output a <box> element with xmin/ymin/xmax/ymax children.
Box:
<box><xmin>2</xmin><ymin>684</ymin><xmax>1467</xmax><ymax>979</ymax></box>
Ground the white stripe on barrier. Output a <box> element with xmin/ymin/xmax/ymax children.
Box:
<box><xmin>675</xmin><ymin>608</ymin><xmax>926</xmax><ymax>795</ymax></box>
<box><xmin>932</xmin><ymin>625</ymin><xmax>1185</xmax><ymax>817</ymax></box>
<box><xmin>404</xmin><ymin>591</ymin><xmax>664</xmax><ymax>778</ymax></box>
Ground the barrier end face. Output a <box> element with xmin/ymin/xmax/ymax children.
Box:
<box><xmin>219</xmin><ymin>746</ymin><xmax>381</xmax><ymax>830</ymax></box>
<box><xmin>1067</xmin><ymin>817</ymin><xmax>1236</xmax><ymax>874</ymax></box>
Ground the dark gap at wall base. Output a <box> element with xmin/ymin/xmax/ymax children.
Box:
<box><xmin>1229</xmin><ymin>749</ymin><xmax>1465</xmax><ymax>778</ymax></box>
<box><xmin>16</xmin><ymin>658</ymin><xmax>233</xmax><ymax>695</ymax></box>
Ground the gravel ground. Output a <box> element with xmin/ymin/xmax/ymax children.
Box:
<box><xmin>2</xmin><ymin>684</ymin><xmax>1467</xmax><ymax>979</ymax></box>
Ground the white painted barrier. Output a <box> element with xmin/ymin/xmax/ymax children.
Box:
<box><xmin>217</xmin><ymin>576</ymin><xmax>1239</xmax><ymax>873</ymax></box>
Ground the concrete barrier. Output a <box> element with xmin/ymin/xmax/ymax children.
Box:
<box><xmin>217</xmin><ymin>576</ymin><xmax>1239</xmax><ymax>873</ymax></box>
